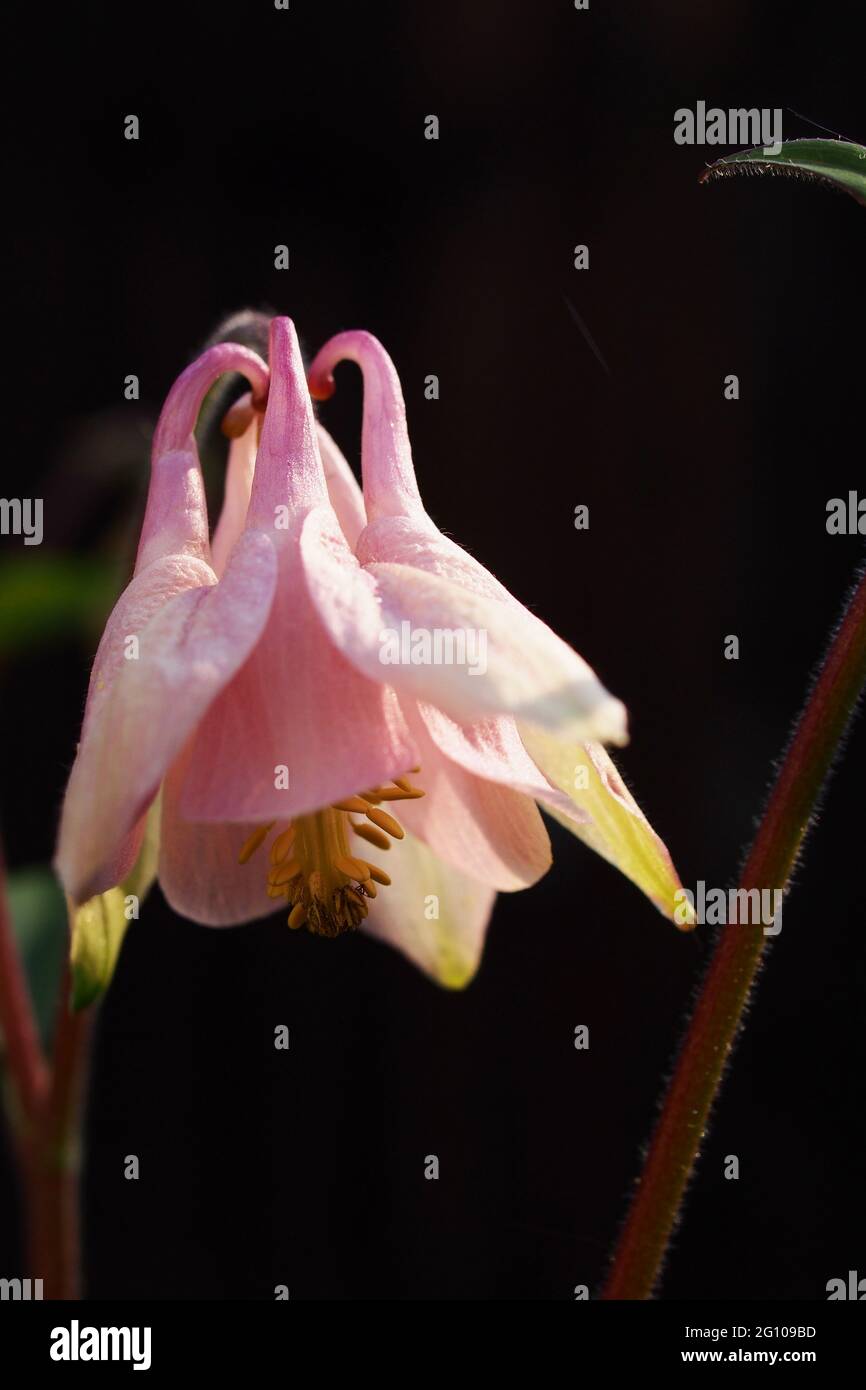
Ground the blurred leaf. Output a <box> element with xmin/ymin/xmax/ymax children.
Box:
<box><xmin>69</xmin><ymin>797</ymin><xmax>161</xmax><ymax>1011</ymax></box>
<box><xmin>700</xmin><ymin>139</ymin><xmax>866</xmax><ymax>205</ymax></box>
<box><xmin>6</xmin><ymin>867</ymin><xmax>67</xmax><ymax>1050</ymax></box>
<box><xmin>0</xmin><ymin>555</ymin><xmax>117</xmax><ymax>656</ymax></box>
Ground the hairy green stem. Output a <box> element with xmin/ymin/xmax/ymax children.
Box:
<box><xmin>603</xmin><ymin>563</ymin><xmax>866</xmax><ymax>1299</ymax></box>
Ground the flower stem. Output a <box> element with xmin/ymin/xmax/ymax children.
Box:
<box><xmin>0</xmin><ymin>858</ymin><xmax>91</xmax><ymax>1298</ymax></box>
<box><xmin>602</xmin><ymin>563</ymin><xmax>866</xmax><ymax>1300</ymax></box>
<box><xmin>0</xmin><ymin>851</ymin><xmax>49</xmax><ymax>1131</ymax></box>
<box><xmin>25</xmin><ymin>960</ymin><xmax>93</xmax><ymax>1299</ymax></box>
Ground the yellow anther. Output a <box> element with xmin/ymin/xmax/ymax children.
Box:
<box><xmin>238</xmin><ymin>823</ymin><xmax>274</xmax><ymax>865</ymax></box>
<box><xmin>331</xmin><ymin>796</ymin><xmax>371</xmax><ymax>814</ymax></box>
<box><xmin>269</xmin><ymin>859</ymin><xmax>301</xmax><ymax>888</ymax></box>
<box><xmin>351</xmin><ymin>821</ymin><xmax>391</xmax><ymax>851</ymax></box>
<box><xmin>240</xmin><ymin>774</ymin><xmax>424</xmax><ymax>936</ymax></box>
<box><xmin>335</xmin><ymin>854</ymin><xmax>372</xmax><ymax>882</ymax></box>
<box><xmin>366</xmin><ymin>806</ymin><xmax>404</xmax><ymax>840</ymax></box>
<box><xmin>288</xmin><ymin>903</ymin><xmax>307</xmax><ymax>930</ymax></box>
<box><xmin>269</xmin><ymin>825</ymin><xmax>296</xmax><ymax>866</ymax></box>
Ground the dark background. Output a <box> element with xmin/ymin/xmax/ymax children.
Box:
<box><xmin>1</xmin><ymin>0</ymin><xmax>863</xmax><ymax>1299</ymax></box>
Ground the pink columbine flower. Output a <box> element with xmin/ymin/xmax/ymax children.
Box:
<box><xmin>55</xmin><ymin>316</ymin><xmax>691</xmax><ymax>987</ymax></box>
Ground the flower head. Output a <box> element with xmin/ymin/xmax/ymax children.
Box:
<box><xmin>55</xmin><ymin>316</ymin><xmax>692</xmax><ymax>989</ymax></box>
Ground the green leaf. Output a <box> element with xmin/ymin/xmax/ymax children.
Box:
<box><xmin>700</xmin><ymin>138</ymin><xmax>866</xmax><ymax>206</ymax></box>
<box><xmin>5</xmin><ymin>868</ymin><xmax>68</xmax><ymax>1051</ymax></box>
<box><xmin>0</xmin><ymin>555</ymin><xmax>117</xmax><ymax>656</ymax></box>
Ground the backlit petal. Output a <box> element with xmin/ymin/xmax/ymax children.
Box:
<box><xmin>362</xmin><ymin>829</ymin><xmax>496</xmax><ymax>987</ymax></box>
<box><xmin>520</xmin><ymin>729</ymin><xmax>694</xmax><ymax>926</ymax></box>
<box><xmin>363</xmin><ymin>559</ymin><xmax>628</xmax><ymax>741</ymax></box>
<box><xmin>395</xmin><ymin>699</ymin><xmax>552</xmax><ymax>891</ymax></box>
<box><xmin>415</xmin><ymin>702</ymin><xmax>582</xmax><ymax>819</ymax></box>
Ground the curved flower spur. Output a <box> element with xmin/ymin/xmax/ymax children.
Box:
<box><xmin>55</xmin><ymin>316</ymin><xmax>693</xmax><ymax>990</ymax></box>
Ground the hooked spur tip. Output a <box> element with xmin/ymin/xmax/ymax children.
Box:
<box><xmin>308</xmin><ymin>367</ymin><xmax>336</xmax><ymax>401</ymax></box>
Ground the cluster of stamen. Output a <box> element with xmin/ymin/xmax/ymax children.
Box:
<box><xmin>238</xmin><ymin>772</ymin><xmax>424</xmax><ymax>938</ymax></box>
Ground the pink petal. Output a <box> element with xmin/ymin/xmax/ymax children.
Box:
<box><xmin>157</xmin><ymin>747</ymin><xmax>279</xmax><ymax>927</ymax></box>
<box><xmin>138</xmin><ymin>342</ymin><xmax>268</xmax><ymax>571</ymax></box>
<box><xmin>307</xmin><ymin>332</ymin><xmax>625</xmax><ymax>741</ymax></box>
<box><xmin>135</xmin><ymin>449</ymin><xmax>212</xmax><ymax>572</ymax></box>
<box><xmin>208</xmin><ymin>409</ymin><xmax>359</xmax><ymax>578</ymax></box>
<box><xmin>65</xmin><ymin>464</ymin><xmax>220</xmax><ymax>897</ymax></box>
<box><xmin>211</xmin><ymin>409</ymin><xmax>258</xmax><ymax>578</ymax></box>
<box><xmin>244</xmin><ymin>317</ymin><xmax>329</xmax><ymax>531</ymax></box>
<box><xmin>395</xmin><ymin>699</ymin><xmax>551</xmax><ymax>891</ymax></box>
<box><xmin>362</xmin><ymin>829</ymin><xmax>497</xmax><ymax>988</ymax></box>
<box><xmin>78</xmin><ymin>551</ymin><xmax>217</xmax><ymax>747</ymax></box>
<box><xmin>308</xmin><ymin>330</ymin><xmax>425</xmax><ymax>522</ymax></box>
<box><xmin>415</xmin><ymin>702</ymin><xmax>583</xmax><ymax>820</ymax></box>
<box><xmin>297</xmin><ymin>497</ymin><xmax>627</xmax><ymax>744</ymax></box>
<box><xmin>310</xmin><ymin>546</ymin><xmax>627</xmax><ymax>743</ymax></box>
<box><xmin>356</xmin><ymin>513</ymin><xmax>520</xmax><ymax>605</ymax></box>
<box><xmin>152</xmin><ymin>341</ymin><xmax>269</xmax><ymax>456</ymax></box>
<box><xmin>317</xmin><ymin>422</ymin><xmax>366</xmax><ymax>549</ymax></box>
<box><xmin>55</xmin><ymin>529</ymin><xmax>278</xmax><ymax>905</ymax></box>
<box><xmin>178</xmin><ymin>319</ymin><xmax>419</xmax><ymax>822</ymax></box>
<box><xmin>177</xmin><ymin>529</ymin><xmax>419</xmax><ymax>822</ymax></box>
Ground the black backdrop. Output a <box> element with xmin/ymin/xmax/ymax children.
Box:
<box><xmin>2</xmin><ymin>0</ymin><xmax>863</xmax><ymax>1299</ymax></box>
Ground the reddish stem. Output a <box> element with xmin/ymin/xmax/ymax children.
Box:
<box><xmin>0</xmin><ymin>858</ymin><xmax>91</xmax><ymax>1298</ymax></box>
<box><xmin>0</xmin><ymin>852</ymin><xmax>49</xmax><ymax>1129</ymax></box>
<box><xmin>603</xmin><ymin>564</ymin><xmax>866</xmax><ymax>1299</ymax></box>
<box><xmin>25</xmin><ymin>960</ymin><xmax>93</xmax><ymax>1299</ymax></box>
